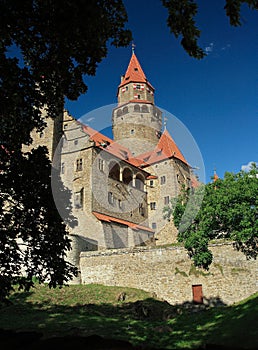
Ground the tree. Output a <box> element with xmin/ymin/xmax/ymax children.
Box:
<box><xmin>165</xmin><ymin>164</ymin><xmax>258</xmax><ymax>269</ymax></box>
<box><xmin>0</xmin><ymin>0</ymin><xmax>132</xmax><ymax>301</ymax></box>
<box><xmin>161</xmin><ymin>0</ymin><xmax>258</xmax><ymax>58</ymax></box>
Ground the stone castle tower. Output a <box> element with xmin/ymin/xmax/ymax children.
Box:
<box><xmin>29</xmin><ymin>50</ymin><xmax>193</xmax><ymax>282</ymax></box>
<box><xmin>112</xmin><ymin>51</ymin><xmax>162</xmax><ymax>156</ymax></box>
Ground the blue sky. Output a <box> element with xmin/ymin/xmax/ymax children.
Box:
<box><xmin>65</xmin><ymin>0</ymin><xmax>258</xmax><ymax>183</ymax></box>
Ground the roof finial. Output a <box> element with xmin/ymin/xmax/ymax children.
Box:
<box><xmin>132</xmin><ymin>42</ymin><xmax>136</xmax><ymax>54</ymax></box>
<box><xmin>213</xmin><ymin>167</ymin><xmax>219</xmax><ymax>182</ymax></box>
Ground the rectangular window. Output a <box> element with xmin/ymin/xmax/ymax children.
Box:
<box><xmin>61</xmin><ymin>162</ymin><xmax>65</xmax><ymax>174</ymax></box>
<box><xmin>74</xmin><ymin>188</ymin><xmax>83</xmax><ymax>209</ymax></box>
<box><xmin>149</xmin><ymin>180</ymin><xmax>154</xmax><ymax>187</ymax></box>
<box><xmin>138</xmin><ymin>203</ymin><xmax>145</xmax><ymax>216</ymax></box>
<box><xmin>98</xmin><ymin>159</ymin><xmax>104</xmax><ymax>171</ymax></box>
<box><xmin>108</xmin><ymin>192</ymin><xmax>114</xmax><ymax>204</ymax></box>
<box><xmin>152</xmin><ymin>222</ymin><xmax>157</xmax><ymax>230</ymax></box>
<box><xmin>160</xmin><ymin>175</ymin><xmax>166</xmax><ymax>185</ymax></box>
<box><xmin>150</xmin><ymin>202</ymin><xmax>156</xmax><ymax>210</ymax></box>
<box><xmin>118</xmin><ymin>199</ymin><xmax>124</xmax><ymax>210</ymax></box>
<box><xmin>76</xmin><ymin>158</ymin><xmax>83</xmax><ymax>171</ymax></box>
<box><xmin>164</xmin><ymin>196</ymin><xmax>170</xmax><ymax>205</ymax></box>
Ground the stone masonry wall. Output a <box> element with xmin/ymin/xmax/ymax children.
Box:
<box><xmin>80</xmin><ymin>243</ymin><xmax>258</xmax><ymax>305</ymax></box>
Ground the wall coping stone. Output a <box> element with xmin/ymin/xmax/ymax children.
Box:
<box><xmin>80</xmin><ymin>241</ymin><xmax>234</xmax><ymax>258</ymax></box>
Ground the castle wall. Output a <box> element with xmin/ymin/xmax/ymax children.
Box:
<box><xmin>80</xmin><ymin>243</ymin><xmax>258</xmax><ymax>305</ymax></box>
<box><xmin>23</xmin><ymin>107</ymin><xmax>63</xmax><ymax>161</ymax></box>
<box><xmin>145</xmin><ymin>158</ymin><xmax>191</xmax><ymax>245</ymax></box>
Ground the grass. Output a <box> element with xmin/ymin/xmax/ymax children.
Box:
<box><xmin>0</xmin><ymin>283</ymin><xmax>257</xmax><ymax>349</ymax></box>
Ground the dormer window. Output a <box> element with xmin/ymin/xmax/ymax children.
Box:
<box><xmin>134</xmin><ymin>67</ymin><xmax>138</xmax><ymax>71</ymax></box>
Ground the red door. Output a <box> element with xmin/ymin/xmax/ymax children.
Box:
<box><xmin>192</xmin><ymin>284</ymin><xmax>203</xmax><ymax>304</ymax></box>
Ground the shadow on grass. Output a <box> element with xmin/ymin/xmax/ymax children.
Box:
<box><xmin>0</xmin><ymin>290</ymin><xmax>257</xmax><ymax>350</ymax></box>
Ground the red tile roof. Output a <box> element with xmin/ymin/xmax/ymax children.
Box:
<box><xmin>92</xmin><ymin>211</ymin><xmax>154</xmax><ymax>233</ymax></box>
<box><xmin>132</xmin><ymin>129</ymin><xmax>188</xmax><ymax>167</ymax></box>
<box><xmin>82</xmin><ymin>124</ymin><xmax>133</xmax><ymax>161</ymax></box>
<box><xmin>119</xmin><ymin>53</ymin><xmax>154</xmax><ymax>90</ymax></box>
<box><xmin>76</xmin><ymin>122</ymin><xmax>188</xmax><ymax>178</ymax></box>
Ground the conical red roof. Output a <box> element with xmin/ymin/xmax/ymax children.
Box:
<box><xmin>131</xmin><ymin>129</ymin><xmax>188</xmax><ymax>166</ymax></box>
<box><xmin>119</xmin><ymin>52</ymin><xmax>154</xmax><ymax>89</ymax></box>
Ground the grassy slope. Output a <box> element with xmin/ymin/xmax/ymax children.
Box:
<box><xmin>0</xmin><ymin>284</ymin><xmax>257</xmax><ymax>349</ymax></box>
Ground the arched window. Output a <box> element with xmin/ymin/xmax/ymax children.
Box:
<box><xmin>141</xmin><ymin>105</ymin><xmax>149</xmax><ymax>113</ymax></box>
<box><xmin>123</xmin><ymin>106</ymin><xmax>128</xmax><ymax>114</ymax></box>
<box><xmin>117</xmin><ymin>109</ymin><xmax>122</xmax><ymax>117</ymax></box>
<box><xmin>134</xmin><ymin>104</ymin><xmax>140</xmax><ymax>112</ymax></box>
<box><xmin>135</xmin><ymin>173</ymin><xmax>144</xmax><ymax>191</ymax></box>
<box><xmin>122</xmin><ymin>167</ymin><xmax>133</xmax><ymax>185</ymax></box>
<box><xmin>108</xmin><ymin>161</ymin><xmax>120</xmax><ymax>181</ymax></box>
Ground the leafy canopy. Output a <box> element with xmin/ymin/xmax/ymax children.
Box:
<box><xmin>0</xmin><ymin>0</ymin><xmax>131</xmax><ymax>302</ymax></box>
<box><xmin>164</xmin><ymin>164</ymin><xmax>258</xmax><ymax>269</ymax></box>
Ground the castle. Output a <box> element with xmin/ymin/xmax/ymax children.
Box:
<box><xmin>30</xmin><ymin>51</ymin><xmax>191</xmax><ymax>273</ymax></box>
<box><xmin>27</xmin><ymin>51</ymin><xmax>258</xmax><ymax>303</ymax></box>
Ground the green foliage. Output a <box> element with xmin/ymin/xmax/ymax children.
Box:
<box><xmin>0</xmin><ymin>0</ymin><xmax>132</xmax><ymax>301</ymax></box>
<box><xmin>165</xmin><ymin>164</ymin><xmax>258</xmax><ymax>269</ymax></box>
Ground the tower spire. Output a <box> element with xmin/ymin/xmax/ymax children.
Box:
<box><xmin>132</xmin><ymin>42</ymin><xmax>136</xmax><ymax>54</ymax></box>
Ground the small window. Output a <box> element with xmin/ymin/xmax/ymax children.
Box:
<box><xmin>74</xmin><ymin>188</ymin><xmax>83</xmax><ymax>209</ymax></box>
<box><xmin>130</xmin><ymin>129</ymin><xmax>135</xmax><ymax>135</ymax></box>
<box><xmin>126</xmin><ymin>86</ymin><xmax>128</xmax><ymax>91</ymax></box>
<box><xmin>150</xmin><ymin>202</ymin><xmax>156</xmax><ymax>210</ymax></box>
<box><xmin>64</xmin><ymin>124</ymin><xmax>68</xmax><ymax>129</ymax></box>
<box><xmin>123</xmin><ymin>106</ymin><xmax>128</xmax><ymax>114</ymax></box>
<box><xmin>76</xmin><ymin>158</ymin><xmax>83</xmax><ymax>171</ymax></box>
<box><xmin>149</xmin><ymin>180</ymin><xmax>154</xmax><ymax>187</ymax></box>
<box><xmin>138</xmin><ymin>203</ymin><xmax>145</xmax><ymax>216</ymax></box>
<box><xmin>74</xmin><ymin>139</ymin><xmax>78</xmax><ymax>145</ymax></box>
<box><xmin>134</xmin><ymin>104</ymin><xmax>140</xmax><ymax>112</ymax></box>
<box><xmin>98</xmin><ymin>159</ymin><xmax>104</xmax><ymax>171</ymax></box>
<box><xmin>108</xmin><ymin>192</ymin><xmax>114</xmax><ymax>204</ymax></box>
<box><xmin>118</xmin><ymin>199</ymin><xmax>124</xmax><ymax>210</ymax></box>
<box><xmin>137</xmin><ymin>94</ymin><xmax>141</xmax><ymax>99</ymax></box>
<box><xmin>160</xmin><ymin>175</ymin><xmax>166</xmax><ymax>185</ymax></box>
<box><xmin>136</xmin><ymin>84</ymin><xmax>141</xmax><ymax>89</ymax></box>
<box><xmin>152</xmin><ymin>222</ymin><xmax>157</xmax><ymax>230</ymax></box>
<box><xmin>177</xmin><ymin>174</ymin><xmax>180</xmax><ymax>183</ymax></box>
<box><xmin>134</xmin><ymin>68</ymin><xmax>138</xmax><ymax>72</ymax></box>
<box><xmin>164</xmin><ymin>196</ymin><xmax>170</xmax><ymax>205</ymax></box>
<box><xmin>141</xmin><ymin>105</ymin><xmax>149</xmax><ymax>113</ymax></box>
<box><xmin>39</xmin><ymin>131</ymin><xmax>44</xmax><ymax>138</ymax></box>
<box><xmin>61</xmin><ymin>162</ymin><xmax>65</xmax><ymax>174</ymax></box>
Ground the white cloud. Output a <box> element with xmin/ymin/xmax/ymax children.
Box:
<box><xmin>221</xmin><ymin>43</ymin><xmax>231</xmax><ymax>51</ymax></box>
<box><xmin>205</xmin><ymin>42</ymin><xmax>214</xmax><ymax>54</ymax></box>
<box><xmin>241</xmin><ymin>161</ymin><xmax>258</xmax><ymax>172</ymax></box>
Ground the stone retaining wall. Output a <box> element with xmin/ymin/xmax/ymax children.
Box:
<box><xmin>80</xmin><ymin>243</ymin><xmax>258</xmax><ymax>305</ymax></box>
